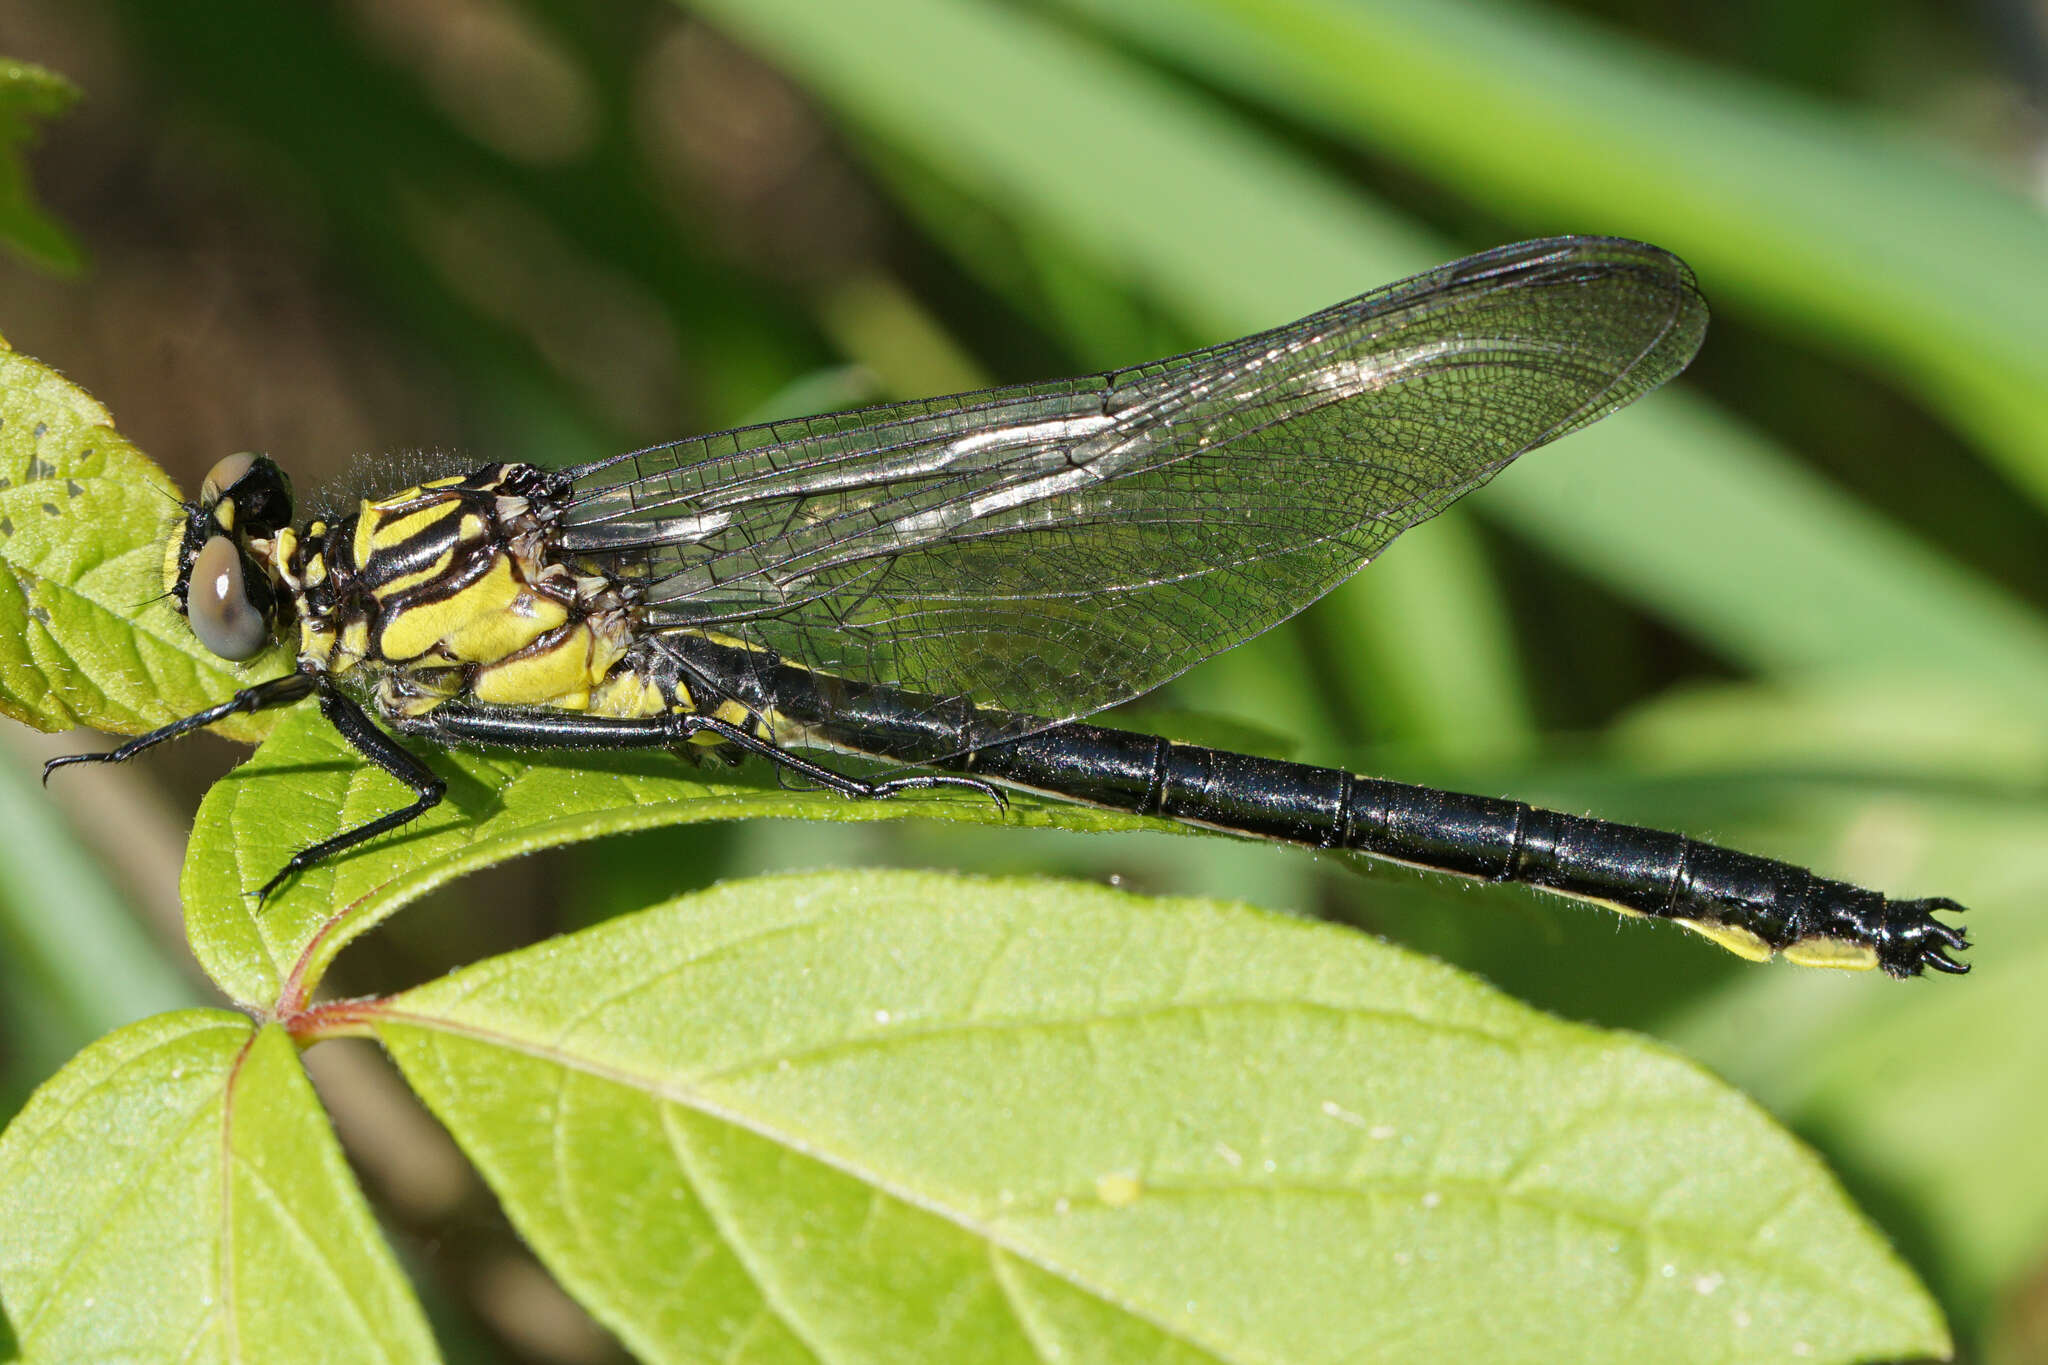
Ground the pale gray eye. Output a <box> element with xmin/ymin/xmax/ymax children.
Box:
<box><xmin>200</xmin><ymin>452</ymin><xmax>259</xmax><ymax>507</ymax></box>
<box><xmin>188</xmin><ymin>535</ymin><xmax>270</xmax><ymax>661</ymax></box>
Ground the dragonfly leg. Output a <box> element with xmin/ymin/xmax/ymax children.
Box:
<box><xmin>43</xmin><ymin>672</ymin><xmax>317</xmax><ymax>783</ymax></box>
<box><xmin>255</xmin><ymin>679</ymin><xmax>446</xmax><ymax>902</ymax></box>
<box><xmin>676</xmin><ymin>714</ymin><xmax>1008</xmax><ymax>810</ymax></box>
<box><xmin>397</xmin><ymin>702</ymin><xmax>1006</xmax><ymax>808</ymax></box>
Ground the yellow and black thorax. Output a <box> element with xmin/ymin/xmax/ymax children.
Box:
<box><xmin>267</xmin><ymin>463</ymin><xmax>689</xmax><ymax>723</ymax></box>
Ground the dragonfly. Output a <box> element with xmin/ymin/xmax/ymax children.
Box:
<box><xmin>46</xmin><ymin>237</ymin><xmax>1968</xmax><ymax>976</ymax></box>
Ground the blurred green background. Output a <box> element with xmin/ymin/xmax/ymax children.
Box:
<box><xmin>3</xmin><ymin>0</ymin><xmax>2048</xmax><ymax>1360</ymax></box>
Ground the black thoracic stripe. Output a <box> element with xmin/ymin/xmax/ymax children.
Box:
<box><xmin>353</xmin><ymin>506</ymin><xmax>475</xmax><ymax>593</ymax></box>
<box><xmin>373</xmin><ymin>524</ymin><xmax>501</xmax><ymax>613</ymax></box>
<box><xmin>759</xmin><ymin>661</ymin><xmax>1934</xmax><ymax>975</ymax></box>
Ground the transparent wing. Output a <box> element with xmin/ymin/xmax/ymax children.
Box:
<box><xmin>558</xmin><ymin>237</ymin><xmax>1705</xmax><ymax>737</ymax></box>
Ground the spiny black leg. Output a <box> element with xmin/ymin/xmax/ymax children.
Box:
<box><xmin>255</xmin><ymin>680</ymin><xmax>446</xmax><ymax>902</ymax></box>
<box><xmin>399</xmin><ymin>701</ymin><xmax>1006</xmax><ymax>808</ymax></box>
<box><xmin>677</xmin><ymin>714</ymin><xmax>1008</xmax><ymax>811</ymax></box>
<box><xmin>43</xmin><ymin>672</ymin><xmax>317</xmax><ymax>783</ymax></box>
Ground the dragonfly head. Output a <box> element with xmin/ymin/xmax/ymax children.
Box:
<box><xmin>167</xmin><ymin>452</ymin><xmax>295</xmax><ymax>662</ymax></box>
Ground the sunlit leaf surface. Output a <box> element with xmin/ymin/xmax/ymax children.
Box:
<box><xmin>0</xmin><ymin>1012</ymin><xmax>436</xmax><ymax>1363</ymax></box>
<box><xmin>377</xmin><ymin>869</ymin><xmax>1948</xmax><ymax>1365</ymax></box>
<box><xmin>0</xmin><ymin>332</ymin><xmax>289</xmax><ymax>739</ymax></box>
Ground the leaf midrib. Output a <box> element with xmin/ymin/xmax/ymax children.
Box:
<box><xmin>375</xmin><ymin>1003</ymin><xmax>1916</xmax><ymax>1358</ymax></box>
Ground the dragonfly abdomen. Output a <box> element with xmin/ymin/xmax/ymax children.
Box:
<box><xmin>969</xmin><ymin>722</ymin><xmax>1961</xmax><ymax>976</ymax></box>
<box><xmin>763</xmin><ymin>663</ymin><xmax>1964</xmax><ymax>978</ymax></box>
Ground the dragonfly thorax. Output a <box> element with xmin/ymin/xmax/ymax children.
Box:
<box><xmin>259</xmin><ymin>460</ymin><xmax>658</xmax><ymax>723</ymax></box>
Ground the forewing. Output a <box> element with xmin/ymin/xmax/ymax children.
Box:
<box><xmin>558</xmin><ymin>237</ymin><xmax>1705</xmax><ymax>731</ymax></box>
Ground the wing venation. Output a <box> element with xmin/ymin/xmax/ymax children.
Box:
<box><xmin>556</xmin><ymin>237</ymin><xmax>1706</xmax><ymax>737</ymax></box>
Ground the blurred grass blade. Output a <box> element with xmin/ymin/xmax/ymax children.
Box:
<box><xmin>1048</xmin><ymin>0</ymin><xmax>2048</xmax><ymax>510</ymax></box>
<box><xmin>377</xmin><ymin>868</ymin><xmax>1950</xmax><ymax>1364</ymax></box>
<box><xmin>0</xmin><ymin>59</ymin><xmax>82</xmax><ymax>273</ymax></box>
<box><xmin>1319</xmin><ymin>511</ymin><xmax>1537</xmax><ymax>761</ymax></box>
<box><xmin>1499</xmin><ymin>388</ymin><xmax>2048</xmax><ymax>688</ymax></box>
<box><xmin>0</xmin><ymin>735</ymin><xmax>197</xmax><ymax>1041</ymax></box>
<box><xmin>687</xmin><ymin>0</ymin><xmax>2048</xmax><ymax>706</ymax></box>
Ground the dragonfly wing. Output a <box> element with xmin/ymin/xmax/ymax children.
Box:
<box><xmin>557</xmin><ymin>237</ymin><xmax>1705</xmax><ymax>734</ymax></box>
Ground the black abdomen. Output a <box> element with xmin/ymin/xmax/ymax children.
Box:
<box><xmin>764</xmin><ymin>661</ymin><xmax>1967</xmax><ymax>978</ymax></box>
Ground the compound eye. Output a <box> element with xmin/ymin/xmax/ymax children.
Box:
<box><xmin>188</xmin><ymin>535</ymin><xmax>273</xmax><ymax>661</ymax></box>
<box><xmin>200</xmin><ymin>452</ymin><xmax>293</xmax><ymax>535</ymax></box>
<box><xmin>200</xmin><ymin>453</ymin><xmax>257</xmax><ymax>506</ymax></box>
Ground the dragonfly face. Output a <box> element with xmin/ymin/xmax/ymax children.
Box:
<box><xmin>170</xmin><ymin>452</ymin><xmax>294</xmax><ymax>662</ymax></box>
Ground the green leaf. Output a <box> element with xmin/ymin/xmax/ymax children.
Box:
<box><xmin>1611</xmin><ymin>680</ymin><xmax>2048</xmax><ymax>1320</ymax></box>
<box><xmin>0</xmin><ymin>60</ymin><xmax>81</xmax><ymax>273</ymax></box>
<box><xmin>1681</xmin><ymin>902</ymin><xmax>2048</xmax><ymax>1329</ymax></box>
<box><xmin>182</xmin><ymin>704</ymin><xmax>1163</xmax><ymax>1010</ymax></box>
<box><xmin>372</xmin><ymin>868</ymin><xmax>1948</xmax><ymax>1364</ymax></box>
<box><xmin>689</xmin><ymin>0</ymin><xmax>2048</xmax><ymax>703</ymax></box>
<box><xmin>0</xmin><ymin>334</ymin><xmax>290</xmax><ymax>740</ymax></box>
<box><xmin>0</xmin><ymin>1012</ymin><xmax>436</xmax><ymax>1363</ymax></box>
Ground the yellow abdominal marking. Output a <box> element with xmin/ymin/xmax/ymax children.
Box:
<box><xmin>1673</xmin><ymin>919</ymin><xmax>1773</xmax><ymax>963</ymax></box>
<box><xmin>1783</xmin><ymin>937</ymin><xmax>1879</xmax><ymax>971</ymax></box>
<box><xmin>337</xmin><ymin>618</ymin><xmax>372</xmax><ymax>667</ymax></box>
<box><xmin>443</xmin><ymin>568</ymin><xmax>569</xmax><ymax>661</ymax></box>
<box><xmin>262</xmin><ymin>468</ymin><xmax>709</xmax><ymax>740</ymax></box>
<box><xmin>1536</xmin><ymin>882</ymin><xmax>1832</xmax><ymax>966</ymax></box>
<box><xmin>351</xmin><ymin>508</ymin><xmax>379</xmax><ymax>572</ymax></box>
<box><xmin>347</xmin><ymin>479</ymin><xmax>643</xmax><ymax>714</ymax></box>
<box><xmin>351</xmin><ymin>482</ymin><xmax>464</xmax><ymax>562</ymax></box>
<box><xmin>590</xmin><ymin>670</ymin><xmax>667</xmax><ymax>719</ymax></box>
<box><xmin>688</xmin><ymin>697</ymin><xmax>752</xmax><ymax>744</ymax></box>
<box><xmin>373</xmin><ymin>502</ymin><xmax>457</xmax><ymax>551</ymax></box>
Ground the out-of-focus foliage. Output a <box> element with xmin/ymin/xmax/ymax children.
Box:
<box><xmin>0</xmin><ymin>59</ymin><xmax>78</xmax><ymax>271</ymax></box>
<box><xmin>1055</xmin><ymin>0</ymin><xmax>2048</xmax><ymax>506</ymax></box>
<box><xmin>2</xmin><ymin>0</ymin><xmax>2046</xmax><ymax>1358</ymax></box>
